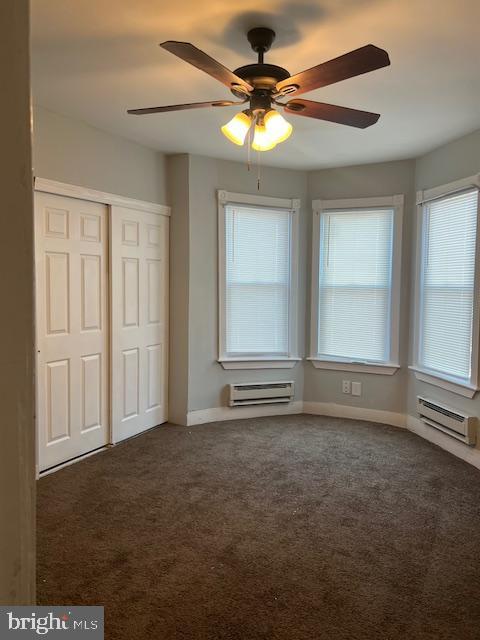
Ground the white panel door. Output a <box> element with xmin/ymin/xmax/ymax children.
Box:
<box><xmin>35</xmin><ymin>192</ymin><xmax>109</xmax><ymax>471</ymax></box>
<box><xmin>111</xmin><ymin>206</ymin><xmax>168</xmax><ymax>442</ymax></box>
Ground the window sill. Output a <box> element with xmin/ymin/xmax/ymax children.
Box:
<box><xmin>409</xmin><ymin>366</ymin><xmax>479</xmax><ymax>398</ymax></box>
<box><xmin>307</xmin><ymin>358</ymin><xmax>400</xmax><ymax>375</ymax></box>
<box><xmin>218</xmin><ymin>358</ymin><xmax>301</xmax><ymax>370</ymax></box>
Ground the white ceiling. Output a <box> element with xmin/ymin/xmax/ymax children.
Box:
<box><xmin>31</xmin><ymin>0</ymin><xmax>480</xmax><ymax>170</ymax></box>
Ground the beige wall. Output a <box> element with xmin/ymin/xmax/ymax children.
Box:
<box><xmin>168</xmin><ymin>133</ymin><xmax>480</xmax><ymax>424</ymax></box>
<box><xmin>187</xmin><ymin>155</ymin><xmax>308</xmax><ymax>413</ymax></box>
<box><xmin>304</xmin><ymin>160</ymin><xmax>416</xmax><ymax>414</ymax></box>
<box><xmin>415</xmin><ymin>129</ymin><xmax>480</xmax><ymax>191</ymax></box>
<box><xmin>33</xmin><ymin>106</ymin><xmax>167</xmax><ymax>204</ymax></box>
<box><xmin>167</xmin><ymin>155</ymin><xmax>308</xmax><ymax>418</ymax></box>
<box><xmin>32</xmin><ymin>101</ymin><xmax>480</xmax><ymax>435</ymax></box>
<box><xmin>0</xmin><ymin>0</ymin><xmax>35</xmax><ymax>604</ymax></box>
<box><xmin>407</xmin><ymin>129</ymin><xmax>480</xmax><ymax>434</ymax></box>
<box><xmin>167</xmin><ymin>155</ymin><xmax>190</xmax><ymax>424</ymax></box>
<box><xmin>302</xmin><ymin>131</ymin><xmax>480</xmax><ymax>424</ymax></box>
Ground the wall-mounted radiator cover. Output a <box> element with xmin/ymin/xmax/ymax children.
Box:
<box><xmin>417</xmin><ymin>396</ymin><xmax>477</xmax><ymax>445</ymax></box>
<box><xmin>229</xmin><ymin>381</ymin><xmax>294</xmax><ymax>407</ymax></box>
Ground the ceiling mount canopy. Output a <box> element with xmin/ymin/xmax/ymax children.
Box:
<box><xmin>127</xmin><ymin>27</ymin><xmax>390</xmax><ymax>152</ymax></box>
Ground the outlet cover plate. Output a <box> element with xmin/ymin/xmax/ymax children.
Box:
<box><xmin>351</xmin><ymin>381</ymin><xmax>362</xmax><ymax>396</ymax></box>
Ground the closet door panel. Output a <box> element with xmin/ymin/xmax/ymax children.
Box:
<box><xmin>111</xmin><ymin>206</ymin><xmax>169</xmax><ymax>442</ymax></box>
<box><xmin>35</xmin><ymin>192</ymin><xmax>109</xmax><ymax>471</ymax></box>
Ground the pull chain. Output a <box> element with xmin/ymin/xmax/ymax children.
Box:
<box><xmin>257</xmin><ymin>149</ymin><xmax>261</xmax><ymax>191</ymax></box>
<box><xmin>244</xmin><ymin>114</ymin><xmax>261</xmax><ymax>190</ymax></box>
<box><xmin>255</xmin><ymin>112</ymin><xmax>261</xmax><ymax>190</ymax></box>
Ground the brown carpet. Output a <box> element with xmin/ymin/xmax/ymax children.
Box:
<box><xmin>37</xmin><ymin>415</ymin><xmax>480</xmax><ymax>639</ymax></box>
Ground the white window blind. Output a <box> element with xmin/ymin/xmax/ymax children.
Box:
<box><xmin>317</xmin><ymin>208</ymin><xmax>394</xmax><ymax>362</ymax></box>
<box><xmin>225</xmin><ymin>204</ymin><xmax>291</xmax><ymax>355</ymax></box>
<box><xmin>418</xmin><ymin>188</ymin><xmax>479</xmax><ymax>380</ymax></box>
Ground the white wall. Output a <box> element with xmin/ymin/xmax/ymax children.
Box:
<box><xmin>167</xmin><ymin>155</ymin><xmax>190</xmax><ymax>425</ymax></box>
<box><xmin>33</xmin><ymin>106</ymin><xmax>167</xmax><ymax>204</ymax></box>
<box><xmin>164</xmin><ymin>154</ymin><xmax>309</xmax><ymax>422</ymax></box>
<box><xmin>32</xmin><ymin>102</ymin><xmax>480</xmax><ymax>445</ymax></box>
<box><xmin>167</xmin><ymin>133</ymin><xmax>480</xmax><ymax>429</ymax></box>
<box><xmin>407</xmin><ymin>129</ymin><xmax>480</xmax><ymax>439</ymax></box>
<box><xmin>0</xmin><ymin>0</ymin><xmax>35</xmax><ymax>604</ymax></box>
<box><xmin>305</xmin><ymin>160</ymin><xmax>415</xmax><ymax>415</ymax></box>
<box><xmin>186</xmin><ymin>155</ymin><xmax>308</xmax><ymax>415</ymax></box>
<box><xmin>415</xmin><ymin>129</ymin><xmax>480</xmax><ymax>191</ymax></box>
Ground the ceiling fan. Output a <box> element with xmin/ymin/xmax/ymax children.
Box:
<box><xmin>128</xmin><ymin>28</ymin><xmax>390</xmax><ymax>151</ymax></box>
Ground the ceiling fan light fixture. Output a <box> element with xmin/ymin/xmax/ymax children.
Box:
<box><xmin>251</xmin><ymin>122</ymin><xmax>277</xmax><ymax>151</ymax></box>
<box><xmin>264</xmin><ymin>109</ymin><xmax>293</xmax><ymax>144</ymax></box>
<box><xmin>221</xmin><ymin>111</ymin><xmax>252</xmax><ymax>145</ymax></box>
<box><xmin>131</xmin><ymin>32</ymin><xmax>390</xmax><ymax>160</ymax></box>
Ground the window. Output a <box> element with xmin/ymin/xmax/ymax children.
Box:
<box><xmin>412</xmin><ymin>180</ymin><xmax>480</xmax><ymax>396</ymax></box>
<box><xmin>309</xmin><ymin>196</ymin><xmax>403</xmax><ymax>374</ymax></box>
<box><xmin>218</xmin><ymin>190</ymin><xmax>300</xmax><ymax>369</ymax></box>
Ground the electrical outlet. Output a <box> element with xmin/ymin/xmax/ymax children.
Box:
<box><xmin>351</xmin><ymin>381</ymin><xmax>362</xmax><ymax>396</ymax></box>
<box><xmin>342</xmin><ymin>380</ymin><xmax>351</xmax><ymax>394</ymax></box>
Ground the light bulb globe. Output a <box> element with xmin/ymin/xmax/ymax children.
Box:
<box><xmin>264</xmin><ymin>110</ymin><xmax>293</xmax><ymax>144</ymax></box>
<box><xmin>251</xmin><ymin>123</ymin><xmax>277</xmax><ymax>151</ymax></box>
<box><xmin>221</xmin><ymin>111</ymin><xmax>252</xmax><ymax>146</ymax></box>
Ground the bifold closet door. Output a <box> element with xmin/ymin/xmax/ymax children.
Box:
<box><xmin>111</xmin><ymin>206</ymin><xmax>169</xmax><ymax>442</ymax></box>
<box><xmin>35</xmin><ymin>192</ymin><xmax>109</xmax><ymax>471</ymax></box>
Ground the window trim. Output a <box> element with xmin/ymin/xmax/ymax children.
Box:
<box><xmin>411</xmin><ymin>175</ymin><xmax>480</xmax><ymax>396</ymax></box>
<box><xmin>217</xmin><ymin>190</ymin><xmax>300</xmax><ymax>370</ymax></box>
<box><xmin>309</xmin><ymin>194</ymin><xmax>404</xmax><ymax>375</ymax></box>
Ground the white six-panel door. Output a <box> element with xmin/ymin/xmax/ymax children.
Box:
<box><xmin>111</xmin><ymin>206</ymin><xmax>169</xmax><ymax>442</ymax></box>
<box><xmin>35</xmin><ymin>192</ymin><xmax>109</xmax><ymax>471</ymax></box>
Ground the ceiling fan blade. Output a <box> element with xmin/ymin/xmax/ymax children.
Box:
<box><xmin>283</xmin><ymin>99</ymin><xmax>380</xmax><ymax>128</ymax></box>
<box><xmin>160</xmin><ymin>41</ymin><xmax>253</xmax><ymax>93</ymax></box>
<box><xmin>276</xmin><ymin>44</ymin><xmax>390</xmax><ymax>97</ymax></box>
<box><xmin>127</xmin><ymin>100</ymin><xmax>242</xmax><ymax>115</ymax></box>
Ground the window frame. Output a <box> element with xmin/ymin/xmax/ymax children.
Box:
<box><xmin>410</xmin><ymin>175</ymin><xmax>480</xmax><ymax>398</ymax></box>
<box><xmin>217</xmin><ymin>189</ymin><xmax>301</xmax><ymax>370</ymax></box>
<box><xmin>308</xmin><ymin>195</ymin><xmax>404</xmax><ymax>375</ymax></box>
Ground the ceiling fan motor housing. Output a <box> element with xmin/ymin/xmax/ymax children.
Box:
<box><xmin>233</xmin><ymin>63</ymin><xmax>290</xmax><ymax>91</ymax></box>
<box><xmin>231</xmin><ymin>28</ymin><xmax>291</xmax><ymax>97</ymax></box>
<box><xmin>230</xmin><ymin>28</ymin><xmax>295</xmax><ymax>109</ymax></box>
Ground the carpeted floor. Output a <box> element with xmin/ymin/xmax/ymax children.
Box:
<box><xmin>37</xmin><ymin>415</ymin><xmax>480</xmax><ymax>639</ymax></box>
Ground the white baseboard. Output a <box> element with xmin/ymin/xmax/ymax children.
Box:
<box><xmin>187</xmin><ymin>401</ymin><xmax>303</xmax><ymax>426</ymax></box>
<box><xmin>187</xmin><ymin>401</ymin><xmax>405</xmax><ymax>429</ymax></box>
<box><xmin>406</xmin><ymin>415</ymin><xmax>480</xmax><ymax>471</ymax></box>
<box><xmin>303</xmin><ymin>401</ymin><xmax>406</xmax><ymax>429</ymax></box>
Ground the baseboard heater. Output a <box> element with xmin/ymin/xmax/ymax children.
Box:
<box><xmin>229</xmin><ymin>381</ymin><xmax>294</xmax><ymax>407</ymax></box>
<box><xmin>417</xmin><ymin>396</ymin><xmax>476</xmax><ymax>445</ymax></box>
